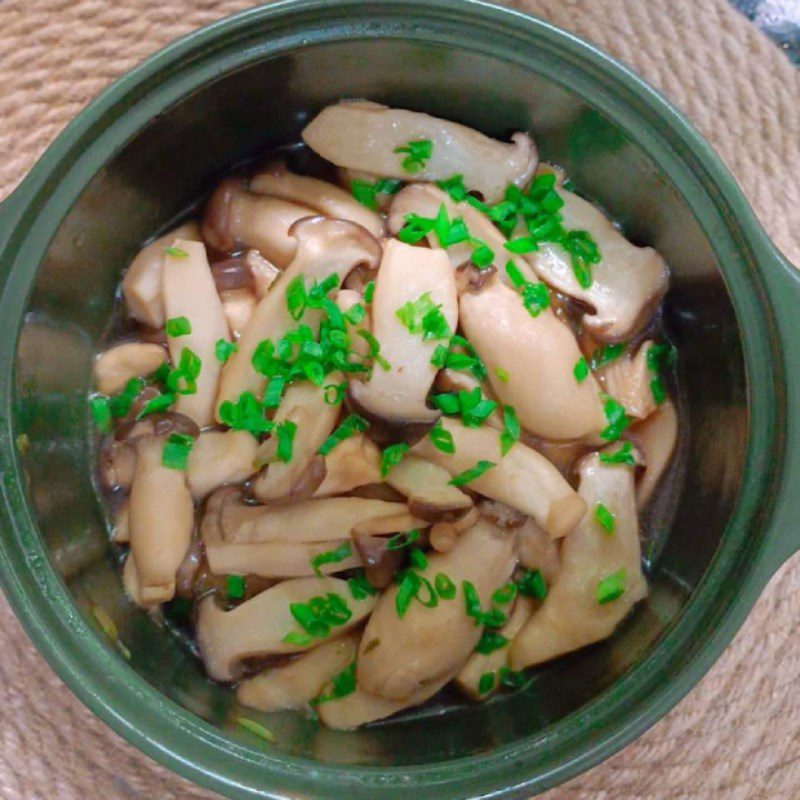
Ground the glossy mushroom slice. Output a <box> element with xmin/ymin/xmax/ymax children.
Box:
<box><xmin>202</xmin><ymin>178</ymin><xmax>316</xmax><ymax>267</ymax></box>
<box><xmin>516</xmin><ymin>518</ymin><xmax>561</xmax><ymax>583</ymax></box>
<box><xmin>387</xmin><ymin>183</ymin><xmax>538</xmax><ymax>283</ymax></box>
<box><xmin>346</xmin><ymin>239</ymin><xmax>457</xmax><ymax>445</ymax></box>
<box><xmin>356</xmin><ymin>518</ymin><xmax>516</xmax><ymax>701</ymax></box>
<box><xmin>196</xmin><ymin>576</ymin><xmax>377</xmax><ymax>681</ymax></box>
<box><xmin>385</xmin><ymin>455</ymin><xmax>473</xmax><ymax>523</ymax></box>
<box><xmin>412</xmin><ymin>417</ymin><xmax>585</xmax><ymax>539</ymax></box>
<box><xmin>595</xmin><ymin>340</ymin><xmax>658</xmax><ymax>420</ymax></box>
<box><xmin>186</xmin><ymin>430</ymin><xmax>259</xmax><ymax>500</ymax></box>
<box><xmin>312</xmin><ymin>434</ymin><xmax>382</xmax><ymax>497</ymax></box>
<box><xmin>122</xmin><ymin>221</ymin><xmax>201</xmax><ymax>328</ymax></box>
<box><xmin>237</xmin><ymin>633</ymin><xmax>359</xmax><ymax>713</ymax></box>
<box><xmin>455</xmin><ymin>597</ymin><xmax>535</xmax><ymax>700</ymax></box>
<box><xmin>318</xmin><ymin>670</ymin><xmax>455</xmax><ymax>731</ymax></box>
<box><xmin>250</xmin><ymin>162</ymin><xmax>384</xmax><ymax>238</ymax></box>
<box><xmin>216</xmin><ymin>217</ymin><xmax>382</xmax><ymax>416</ymax></box>
<box><xmin>162</xmin><ymin>239</ymin><xmax>231</xmax><ymax>427</ymax></box>
<box><xmin>220</xmin><ymin>288</ymin><xmax>257</xmax><ymax>339</ymax></box>
<box><xmin>251</xmin><ymin>377</ymin><xmax>342</xmax><ymax>503</ymax></box>
<box><xmin>529</xmin><ymin>189</ymin><xmax>668</xmax><ymax>341</ymax></box>
<box><xmin>459</xmin><ymin>277</ymin><xmax>607</xmax><ymax>440</ymax></box>
<box><xmin>128</xmin><ymin>435</ymin><xmax>194</xmax><ymax>606</ymax></box>
<box><xmin>510</xmin><ymin>452</ymin><xmax>648</xmax><ymax>670</ymax></box>
<box><xmin>302</xmin><ymin>101</ymin><xmax>537</xmax><ymax>204</ymax></box>
<box><xmin>629</xmin><ymin>399</ymin><xmax>678</xmax><ymax>508</ymax></box>
<box><xmin>94</xmin><ymin>342</ymin><xmax>167</xmax><ymax>396</ymax></box>
<box><xmin>200</xmin><ymin>491</ymin><xmax>424</xmax><ymax>544</ymax></box>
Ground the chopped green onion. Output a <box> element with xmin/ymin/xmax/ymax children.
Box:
<box><xmin>500</xmin><ymin>405</ymin><xmax>520</xmax><ymax>456</ymax></box>
<box><xmin>476</xmin><ymin>631</ymin><xmax>509</xmax><ymax>655</ymax></box>
<box><xmin>430</xmin><ymin>344</ymin><xmax>449</xmax><ymax>368</ymax></box>
<box><xmin>394</xmin><ymin>138</ymin><xmax>433</xmax><ymax>173</ymax></box>
<box><xmin>449</xmin><ymin>460</ymin><xmax>496</xmax><ymax>486</ymax></box>
<box><xmin>282</xmin><ymin>631</ymin><xmax>314</xmax><ymax>646</ymax></box>
<box><xmin>386</xmin><ymin>529</ymin><xmax>421</xmax><ymax>551</ymax></box>
<box><xmin>589</xmin><ymin>343</ymin><xmax>625</xmax><ymax>371</ymax></box>
<box><xmin>356</xmin><ymin>330</ymin><xmax>391</xmax><ymax>370</ymax></box>
<box><xmin>163</xmin><ymin>246</ymin><xmax>188</xmax><ymax>258</ymax></box>
<box><xmin>595</xmin><ymin>502</ymin><xmax>616</xmax><ymax>534</ymax></box>
<box><xmin>599</xmin><ymin>441</ymin><xmax>636</xmax><ymax>466</ymax></box>
<box><xmin>491</xmin><ymin>582</ymin><xmax>517</xmax><ymax>605</ymax></box>
<box><xmin>89</xmin><ymin>396</ymin><xmax>112</xmax><ymax>433</ymax></box>
<box><xmin>650</xmin><ymin>376</ymin><xmax>667</xmax><ymax>405</ymax></box>
<box><xmin>347</xmin><ymin>570</ymin><xmax>378</xmax><ymax>601</ymax></box>
<box><xmin>108</xmin><ymin>377</ymin><xmax>145</xmax><ymax>417</ymax></box>
<box><xmin>285</xmin><ymin>275</ymin><xmax>307</xmax><ymax>321</ymax></box>
<box><xmin>462</xmin><ymin>580</ymin><xmax>484</xmax><ymax>625</ymax></box>
<box><xmin>380</xmin><ymin>442</ymin><xmax>410</xmax><ymax>478</ymax></box>
<box><xmin>395</xmin><ymin>571</ymin><xmax>420</xmax><ymax>617</ymax></box>
<box><xmin>275</xmin><ymin>420</ymin><xmax>297</xmax><ymax>463</ymax></box>
<box><xmin>409</xmin><ymin>548</ymin><xmax>428</xmax><ymax>571</ymax></box>
<box><xmin>165</xmin><ymin>316</ymin><xmax>191</xmax><ymax>337</ymax></box>
<box><xmin>494</xmin><ymin>367</ymin><xmax>510</xmax><ymax>383</ymax></box>
<box><xmin>596</xmin><ymin>569</ymin><xmax>626</xmax><ymax>604</ymax></box>
<box><xmin>236</xmin><ymin>717</ymin><xmax>275</xmax><ymax>743</ymax></box>
<box><xmin>435</xmin><ymin>572</ymin><xmax>456</xmax><ymax>599</ymax></box>
<box><xmin>478</xmin><ymin>671</ymin><xmax>496</xmax><ymax>694</ymax></box>
<box><xmin>263</xmin><ymin>375</ymin><xmax>286</xmax><ymax>409</ymax></box>
<box><xmin>470</xmin><ymin>240</ymin><xmax>495</xmax><ymax>268</ymax></box>
<box><xmin>218</xmin><ymin>390</ymin><xmax>274</xmax><ymax>437</ymax></box>
<box><xmin>600</xmin><ymin>394</ymin><xmax>631</xmax><ymax>441</ymax></box>
<box><xmin>517</xmin><ymin>568</ymin><xmax>547</xmax><ymax>600</ymax></box>
<box><xmin>430</xmin><ymin>392</ymin><xmax>460</xmax><ymax>414</ymax></box>
<box><xmin>498</xmin><ymin>666</ymin><xmax>526</xmax><ymax>689</ymax></box>
<box><xmin>162</xmin><ymin>432</ymin><xmax>194</xmax><ymax>470</ymax></box>
<box><xmin>429</xmin><ymin>422</ymin><xmax>455</xmax><ymax>454</ymax></box>
<box><xmin>436</xmin><ymin>174</ymin><xmax>469</xmax><ymax>202</ymax></box>
<box><xmin>323</xmin><ymin>382</ymin><xmax>347</xmax><ymax>406</ymax></box>
<box><xmin>504</xmin><ymin>236</ymin><xmax>538</xmax><ymax>254</ymax></box>
<box><xmin>504</xmin><ymin>260</ymin><xmax>526</xmax><ymax>288</ymax></box>
<box><xmin>312</xmin><ymin>662</ymin><xmax>357</xmax><ymax>705</ymax></box>
<box><xmin>364</xmin><ymin>281</ymin><xmax>376</xmax><ymax>304</ymax></box>
<box><xmin>350</xmin><ymin>177</ymin><xmax>403</xmax><ymax>210</ymax></box>
<box><xmin>226</xmin><ymin>575</ymin><xmax>246</xmax><ymax>600</ymax></box>
<box><xmin>215</xmin><ymin>339</ymin><xmax>237</xmax><ymax>363</ymax></box>
<box><xmin>136</xmin><ymin>391</ymin><xmax>176</xmax><ymax>420</ymax></box>
<box><xmin>311</xmin><ymin>542</ymin><xmax>352</xmax><ymax>577</ymax></box>
<box><xmin>318</xmin><ymin>414</ymin><xmax>369</xmax><ymax>455</ymax></box>
<box><xmin>521</xmin><ymin>281</ymin><xmax>550</xmax><ymax>317</ymax></box>
<box><xmin>344</xmin><ymin>303</ymin><xmax>366</xmax><ymax>325</ymax></box>
<box><xmin>573</xmin><ymin>357</ymin><xmax>589</xmax><ymax>383</ymax></box>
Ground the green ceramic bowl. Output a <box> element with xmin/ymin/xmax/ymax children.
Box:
<box><xmin>1</xmin><ymin>1</ymin><xmax>799</xmax><ymax>797</ymax></box>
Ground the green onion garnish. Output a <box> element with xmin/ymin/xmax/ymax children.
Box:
<box><xmin>90</xmin><ymin>396</ymin><xmax>112</xmax><ymax>433</ymax></box>
<box><xmin>350</xmin><ymin>177</ymin><xmax>402</xmax><ymax>210</ymax></box>
<box><xmin>162</xmin><ymin>432</ymin><xmax>194</xmax><ymax>470</ymax></box>
<box><xmin>285</xmin><ymin>275</ymin><xmax>308</xmax><ymax>321</ymax></box>
<box><xmin>476</xmin><ymin>631</ymin><xmax>509</xmax><ymax>655</ymax></box>
<box><xmin>409</xmin><ymin>548</ymin><xmax>428</xmax><ymax>571</ymax></box>
<box><xmin>491</xmin><ymin>582</ymin><xmax>517</xmax><ymax>605</ymax></box>
<box><xmin>462</xmin><ymin>580</ymin><xmax>484</xmax><ymax>625</ymax></box>
<box><xmin>380</xmin><ymin>442</ymin><xmax>410</xmax><ymax>478</ymax></box>
<box><xmin>434</xmin><ymin>572</ymin><xmax>456</xmax><ymax>599</ymax></box>
<box><xmin>323</xmin><ymin>382</ymin><xmax>347</xmax><ymax>406</ymax></box>
<box><xmin>347</xmin><ymin>570</ymin><xmax>378</xmax><ymax>601</ymax></box>
<box><xmin>136</xmin><ymin>392</ymin><xmax>175</xmax><ymax>419</ymax></box>
<box><xmin>394</xmin><ymin>139</ymin><xmax>433</xmax><ymax>173</ymax></box>
<box><xmin>516</xmin><ymin>568</ymin><xmax>547</xmax><ymax>600</ymax></box>
<box><xmin>311</xmin><ymin>662</ymin><xmax>357</xmax><ymax>705</ymax></box>
<box><xmin>594</xmin><ymin>502</ymin><xmax>615</xmax><ymax>534</ymax></box>
<box><xmin>494</xmin><ymin>367</ymin><xmax>510</xmax><ymax>383</ymax></box>
<box><xmin>589</xmin><ymin>343</ymin><xmax>625</xmax><ymax>371</ymax></box>
<box><xmin>429</xmin><ymin>422</ymin><xmax>455</xmax><ymax>454</ymax></box>
<box><xmin>573</xmin><ymin>357</ymin><xmax>589</xmax><ymax>383</ymax></box>
<box><xmin>364</xmin><ymin>281</ymin><xmax>375</xmax><ymax>304</ymax></box>
<box><xmin>310</xmin><ymin>542</ymin><xmax>352</xmax><ymax>577</ymax></box>
<box><xmin>275</xmin><ymin>420</ymin><xmax>297</xmax><ymax>463</ymax></box>
<box><xmin>218</xmin><ymin>391</ymin><xmax>274</xmax><ymax>438</ymax></box>
<box><xmin>226</xmin><ymin>575</ymin><xmax>246</xmax><ymax>600</ymax></box>
<box><xmin>596</xmin><ymin>569</ymin><xmax>626</xmax><ymax>605</ymax></box>
<box><xmin>504</xmin><ymin>236</ymin><xmax>538</xmax><ymax>254</ymax></box>
<box><xmin>165</xmin><ymin>316</ymin><xmax>191</xmax><ymax>337</ymax></box>
<box><xmin>236</xmin><ymin>717</ymin><xmax>275</xmax><ymax>743</ymax></box>
<box><xmin>318</xmin><ymin>414</ymin><xmax>369</xmax><ymax>455</ymax></box>
<box><xmin>599</xmin><ymin>441</ymin><xmax>636</xmax><ymax>466</ymax></box>
<box><xmin>470</xmin><ymin>240</ymin><xmax>495</xmax><ymax>269</ymax></box>
<box><xmin>215</xmin><ymin>338</ymin><xmax>237</xmax><ymax>363</ymax></box>
<box><xmin>449</xmin><ymin>460</ymin><xmax>496</xmax><ymax>486</ymax></box>
<box><xmin>478</xmin><ymin>671</ymin><xmax>496</xmax><ymax>694</ymax></box>
<box><xmin>163</xmin><ymin>246</ymin><xmax>188</xmax><ymax>258</ymax></box>
<box><xmin>500</xmin><ymin>405</ymin><xmax>520</xmax><ymax>456</ymax></box>
<box><xmin>600</xmin><ymin>394</ymin><xmax>631</xmax><ymax>441</ymax></box>
<box><xmin>386</xmin><ymin>529</ymin><xmax>421</xmax><ymax>551</ymax></box>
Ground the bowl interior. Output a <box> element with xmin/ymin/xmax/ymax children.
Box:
<box><xmin>13</xmin><ymin>37</ymin><xmax>746</xmax><ymax>767</ymax></box>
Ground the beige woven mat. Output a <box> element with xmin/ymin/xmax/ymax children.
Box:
<box><xmin>1</xmin><ymin>1</ymin><xmax>799</xmax><ymax>798</ymax></box>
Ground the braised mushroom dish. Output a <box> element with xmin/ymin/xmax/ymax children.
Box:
<box><xmin>91</xmin><ymin>101</ymin><xmax>679</xmax><ymax>730</ymax></box>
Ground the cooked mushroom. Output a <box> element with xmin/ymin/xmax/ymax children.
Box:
<box><xmin>303</xmin><ymin>101</ymin><xmax>537</xmax><ymax>204</ymax></box>
<box><xmin>162</xmin><ymin>239</ymin><xmax>231</xmax><ymax>427</ymax></box>
<box><xmin>356</xmin><ymin>518</ymin><xmax>516</xmax><ymax>701</ymax></box>
<box><xmin>595</xmin><ymin>340</ymin><xmax>658</xmax><ymax>420</ymax></box>
<box><xmin>529</xmin><ymin>188</ymin><xmax>668</xmax><ymax>341</ymax></box>
<box><xmin>112</xmin><ymin>500</ymin><xmax>130</xmax><ymax>544</ymax></box>
<box><xmin>237</xmin><ymin>633</ymin><xmax>359</xmax><ymax>712</ymax></box>
<box><xmin>246</xmin><ymin>250</ymin><xmax>282</xmax><ymax>298</ymax></box>
<box><xmin>459</xmin><ymin>276</ymin><xmax>607</xmax><ymax>440</ymax></box>
<box><xmin>318</xmin><ymin>671</ymin><xmax>455</xmax><ymax>730</ymax></box>
<box><xmin>220</xmin><ymin>288</ymin><xmax>257</xmax><ymax>339</ymax></box>
<box><xmin>313</xmin><ymin>434</ymin><xmax>382</xmax><ymax>497</ymax></box>
<box><xmin>216</xmin><ymin>217</ymin><xmax>382</xmax><ymax>415</ymax></box>
<box><xmin>346</xmin><ymin>239</ymin><xmax>457</xmax><ymax>445</ymax></box>
<box><xmin>128</xmin><ymin>435</ymin><xmax>194</xmax><ymax>605</ymax></box>
<box><xmin>186</xmin><ymin>430</ymin><xmax>259</xmax><ymax>500</ymax></box>
<box><xmin>250</xmin><ymin>161</ymin><xmax>384</xmax><ymax>238</ymax></box>
<box><xmin>387</xmin><ymin>184</ymin><xmax>538</xmax><ymax>282</ymax></box>
<box><xmin>196</xmin><ymin>576</ymin><xmax>377</xmax><ymax>681</ymax></box>
<box><xmin>336</xmin><ymin>289</ymin><xmax>372</xmax><ymax>359</ymax></box>
<box><xmin>413</xmin><ymin>417</ymin><xmax>586</xmax><ymax>539</ymax></box>
<box><xmin>385</xmin><ymin>455</ymin><xmax>473</xmax><ymax>522</ymax></box>
<box><xmin>510</xmin><ymin>452</ymin><xmax>648</xmax><ymax>670</ymax></box>
<box><xmin>202</xmin><ymin>177</ymin><xmax>316</xmax><ymax>266</ymax></box>
<box><xmin>200</xmin><ymin>492</ymin><xmax>423</xmax><ymax>545</ymax></box>
<box><xmin>205</xmin><ymin>538</ymin><xmax>363</xmax><ymax>578</ymax></box>
<box><xmin>429</xmin><ymin>506</ymin><xmax>480</xmax><ymax>553</ymax></box>
<box><xmin>121</xmin><ymin>222</ymin><xmax>201</xmax><ymax>328</ymax></box>
<box><xmin>98</xmin><ymin>436</ymin><xmax>136</xmax><ymax>492</ymax></box>
<box><xmin>478</xmin><ymin>499</ymin><xmax>528</xmax><ymax>530</ymax></box>
<box><xmin>455</xmin><ymin>597</ymin><xmax>534</xmax><ymax>700</ymax></box>
<box><xmin>352</xmin><ymin>533</ymin><xmax>404</xmax><ymax>588</ymax></box>
<box><xmin>252</xmin><ymin>378</ymin><xmax>341</xmax><ymax>503</ymax></box>
<box><xmin>94</xmin><ymin>343</ymin><xmax>167</xmax><ymax>396</ymax></box>
<box><xmin>629</xmin><ymin>399</ymin><xmax>678</xmax><ymax>508</ymax></box>
<box><xmin>516</xmin><ymin>518</ymin><xmax>561</xmax><ymax>583</ymax></box>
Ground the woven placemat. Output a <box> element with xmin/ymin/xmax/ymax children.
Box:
<box><xmin>1</xmin><ymin>1</ymin><xmax>799</xmax><ymax>798</ymax></box>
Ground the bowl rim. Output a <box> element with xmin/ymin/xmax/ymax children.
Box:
<box><xmin>0</xmin><ymin>1</ymin><xmax>789</xmax><ymax>798</ymax></box>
